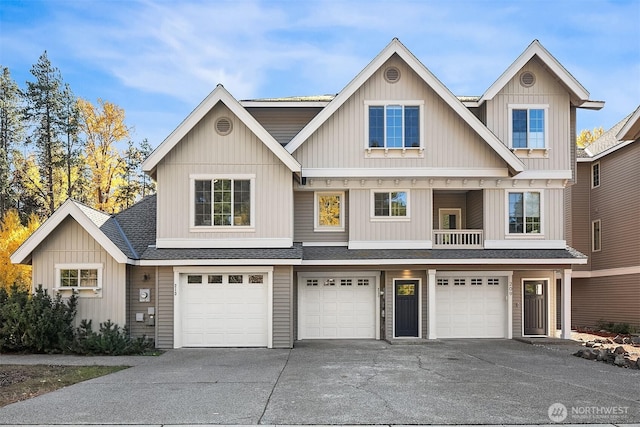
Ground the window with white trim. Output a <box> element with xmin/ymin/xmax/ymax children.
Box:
<box><xmin>509</xmin><ymin>105</ymin><xmax>548</xmax><ymax>149</ymax></box>
<box><xmin>508</xmin><ymin>191</ymin><xmax>541</xmax><ymax>234</ymax></box>
<box><xmin>191</xmin><ymin>175</ymin><xmax>254</xmax><ymax>228</ymax></box>
<box><xmin>55</xmin><ymin>264</ymin><xmax>103</xmax><ymax>293</ymax></box>
<box><xmin>366</xmin><ymin>102</ymin><xmax>423</xmax><ymax>149</ymax></box>
<box><xmin>371</xmin><ymin>190</ymin><xmax>408</xmax><ymax>219</ymax></box>
<box><xmin>592</xmin><ymin>219</ymin><xmax>601</xmax><ymax>252</ymax></box>
<box><xmin>314</xmin><ymin>191</ymin><xmax>344</xmax><ymax>231</ymax></box>
<box><xmin>591</xmin><ymin>162</ymin><xmax>600</xmax><ymax>188</ymax></box>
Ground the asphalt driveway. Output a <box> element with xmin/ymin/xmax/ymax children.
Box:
<box><xmin>1</xmin><ymin>339</ymin><xmax>639</xmax><ymax>425</ymax></box>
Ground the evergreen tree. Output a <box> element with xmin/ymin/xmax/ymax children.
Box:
<box><xmin>0</xmin><ymin>67</ymin><xmax>24</xmax><ymax>218</ymax></box>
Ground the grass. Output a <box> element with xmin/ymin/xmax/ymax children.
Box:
<box><xmin>0</xmin><ymin>364</ymin><xmax>128</xmax><ymax>407</ymax></box>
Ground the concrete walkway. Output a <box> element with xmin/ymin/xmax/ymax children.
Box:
<box><xmin>1</xmin><ymin>339</ymin><xmax>639</xmax><ymax>425</ymax></box>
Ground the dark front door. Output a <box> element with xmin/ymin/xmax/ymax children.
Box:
<box><xmin>523</xmin><ymin>280</ymin><xmax>547</xmax><ymax>335</ymax></box>
<box><xmin>395</xmin><ymin>280</ymin><xmax>419</xmax><ymax>337</ymax></box>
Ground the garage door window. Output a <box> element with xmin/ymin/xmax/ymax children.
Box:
<box><xmin>208</xmin><ymin>275</ymin><xmax>223</xmax><ymax>284</ymax></box>
<box><xmin>187</xmin><ymin>275</ymin><xmax>202</xmax><ymax>284</ymax></box>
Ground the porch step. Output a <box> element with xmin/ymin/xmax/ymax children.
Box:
<box><xmin>515</xmin><ymin>337</ymin><xmax>579</xmax><ymax>345</ymax></box>
<box><xmin>385</xmin><ymin>338</ymin><xmax>443</xmax><ymax>345</ymax></box>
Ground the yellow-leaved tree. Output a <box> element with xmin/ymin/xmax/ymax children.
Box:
<box><xmin>0</xmin><ymin>210</ymin><xmax>40</xmax><ymax>292</ymax></box>
<box><xmin>577</xmin><ymin>127</ymin><xmax>604</xmax><ymax>149</ymax></box>
<box><xmin>78</xmin><ymin>98</ymin><xmax>129</xmax><ymax>213</ymax></box>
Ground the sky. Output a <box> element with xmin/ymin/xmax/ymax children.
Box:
<box><xmin>1</xmin><ymin>0</ymin><xmax>639</xmax><ymax>149</ymax></box>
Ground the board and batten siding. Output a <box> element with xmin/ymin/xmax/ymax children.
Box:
<box><xmin>572</xmin><ymin>275</ymin><xmax>640</xmax><ymax>329</ymax></box>
<box><xmin>155</xmin><ymin>103</ymin><xmax>293</xmax><ymax>243</ymax></box>
<box><xmin>293</xmin><ymin>191</ymin><xmax>349</xmax><ymax>243</ymax></box>
<box><xmin>348</xmin><ymin>188</ymin><xmax>431</xmax><ymax>245</ymax></box>
<box><xmin>292</xmin><ymin>56</ymin><xmax>507</xmax><ymax>171</ymax></box>
<box><xmin>484</xmin><ymin>57</ymin><xmax>572</xmax><ymax>172</ymax></box>
<box><xmin>31</xmin><ymin>217</ymin><xmax>126</xmax><ymax>326</ymax></box>
<box><xmin>272</xmin><ymin>265</ymin><xmax>293</xmax><ymax>348</ymax></box>
<box><xmin>127</xmin><ymin>265</ymin><xmax>156</xmax><ymax>341</ymax></box>
<box><xmin>246</xmin><ymin>107</ymin><xmax>323</xmax><ymax>145</ymax></box>
<box><xmin>466</xmin><ymin>190</ymin><xmax>484</xmax><ymax>229</ymax></box>
<box><xmin>483</xmin><ymin>188</ymin><xmax>564</xmax><ymax>242</ymax></box>
<box><xmin>156</xmin><ymin>266</ymin><xmax>174</xmax><ymax>349</ymax></box>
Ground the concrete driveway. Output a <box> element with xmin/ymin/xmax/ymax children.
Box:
<box><xmin>1</xmin><ymin>339</ymin><xmax>639</xmax><ymax>425</ymax></box>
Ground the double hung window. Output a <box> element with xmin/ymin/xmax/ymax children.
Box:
<box><xmin>367</xmin><ymin>103</ymin><xmax>422</xmax><ymax>149</ymax></box>
<box><xmin>510</xmin><ymin>106</ymin><xmax>547</xmax><ymax>149</ymax></box>
<box><xmin>192</xmin><ymin>175</ymin><xmax>254</xmax><ymax>228</ymax></box>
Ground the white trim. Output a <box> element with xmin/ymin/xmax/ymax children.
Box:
<box><xmin>302</xmin><ymin>257</ymin><xmax>586</xmax><ymax>266</ymax></box>
<box><xmin>10</xmin><ymin>199</ymin><xmax>129</xmax><ymax>265</ymax></box>
<box><xmin>512</xmin><ymin>170</ymin><xmax>572</xmax><ymax>180</ymax></box>
<box><xmin>561</xmin><ymin>269</ymin><xmax>572</xmax><ymax>339</ymax></box>
<box><xmin>591</xmin><ymin>219</ymin><xmax>601</xmax><ymax>252</ymax></box>
<box><xmin>427</xmin><ymin>269</ymin><xmax>437</xmax><ymax>339</ymax></box>
<box><xmin>616</xmin><ymin>105</ymin><xmax>640</xmax><ymax>140</ymax></box>
<box><xmin>370</xmin><ymin>189</ymin><xmax>410</xmax><ymax>220</ymax></box>
<box><xmin>507</xmin><ymin>104</ymin><xmax>549</xmax><ymax>150</ymax></box>
<box><xmin>142</xmin><ymin>85</ymin><xmax>301</xmax><ymax>174</ymax></box>
<box><xmin>591</xmin><ymin>162</ymin><xmax>600</xmax><ymax>189</ymax></box>
<box><xmin>485</xmin><ymin>240</ymin><xmax>567</xmax><ymax>249</ymax></box>
<box><xmin>240</xmin><ymin>100</ymin><xmax>331</xmax><ymax>108</ymax></box>
<box><xmin>348</xmin><ymin>240</ymin><xmax>432</xmax><ymax>250</ymax></box>
<box><xmin>579</xmin><ymin>139</ymin><xmax>636</xmax><ymax>162</ymax></box>
<box><xmin>579</xmin><ymin>101</ymin><xmax>605</xmax><ymax>110</ymax></box>
<box><xmin>302</xmin><ymin>241</ymin><xmax>348</xmax><ymax>247</ymax></box>
<box><xmin>480</xmin><ymin>40</ymin><xmax>590</xmax><ymax>103</ymax></box>
<box><xmin>392</xmin><ymin>277</ymin><xmax>422</xmax><ymax>339</ymax></box>
<box><xmin>139</xmin><ymin>258</ymin><xmax>301</xmax><ymax>266</ymax></box>
<box><xmin>155</xmin><ymin>237</ymin><xmax>293</xmax><ymax>249</ymax></box>
<box><xmin>302</xmin><ymin>167</ymin><xmax>510</xmax><ymax>178</ymax></box>
<box><xmin>54</xmin><ymin>263</ymin><xmax>103</xmax><ymax>296</ymax></box>
<box><xmin>438</xmin><ymin>208</ymin><xmax>462</xmax><ymax>230</ymax></box>
<box><xmin>507</xmin><ymin>272</ymin><xmax>513</xmax><ymax>339</ymax></box>
<box><xmin>504</xmin><ymin>189</ymin><xmax>544</xmax><ymax>237</ymax></box>
<box><xmin>189</xmin><ymin>174</ymin><xmax>256</xmax><ymax>230</ymax></box>
<box><xmin>314</xmin><ymin>191</ymin><xmax>345</xmax><ymax>232</ymax></box>
<box><xmin>285</xmin><ymin>38</ymin><xmax>524</xmax><ymax>173</ymax></box>
<box><xmin>364</xmin><ymin>101</ymin><xmax>424</xmax><ymax>150</ymax></box>
<box><xmin>521</xmin><ymin>278</ymin><xmax>551</xmax><ymax>338</ymax></box>
<box><xmin>572</xmin><ymin>265</ymin><xmax>640</xmax><ymax>278</ymax></box>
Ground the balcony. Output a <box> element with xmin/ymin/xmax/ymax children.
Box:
<box><xmin>433</xmin><ymin>229</ymin><xmax>484</xmax><ymax>249</ymax></box>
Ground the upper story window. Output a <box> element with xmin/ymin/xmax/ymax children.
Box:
<box><xmin>366</xmin><ymin>102</ymin><xmax>423</xmax><ymax>150</ymax></box>
<box><xmin>314</xmin><ymin>192</ymin><xmax>345</xmax><ymax>232</ymax></box>
<box><xmin>509</xmin><ymin>105</ymin><xmax>548</xmax><ymax>149</ymax></box>
<box><xmin>591</xmin><ymin>162</ymin><xmax>600</xmax><ymax>188</ymax></box>
<box><xmin>191</xmin><ymin>174</ymin><xmax>255</xmax><ymax>229</ymax></box>
<box><xmin>592</xmin><ymin>219</ymin><xmax>601</xmax><ymax>252</ymax></box>
<box><xmin>371</xmin><ymin>190</ymin><xmax>409</xmax><ymax>220</ymax></box>
<box><xmin>508</xmin><ymin>191</ymin><xmax>541</xmax><ymax>235</ymax></box>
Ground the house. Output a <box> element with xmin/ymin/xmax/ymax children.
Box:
<box><xmin>11</xmin><ymin>39</ymin><xmax>605</xmax><ymax>348</ymax></box>
<box><xmin>568</xmin><ymin>106</ymin><xmax>640</xmax><ymax>329</ymax></box>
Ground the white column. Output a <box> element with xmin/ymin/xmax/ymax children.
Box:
<box><xmin>427</xmin><ymin>269</ymin><xmax>437</xmax><ymax>339</ymax></box>
<box><xmin>507</xmin><ymin>272</ymin><xmax>513</xmax><ymax>339</ymax></box>
<box><xmin>562</xmin><ymin>269</ymin><xmax>572</xmax><ymax>340</ymax></box>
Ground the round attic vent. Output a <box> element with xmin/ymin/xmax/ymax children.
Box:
<box><xmin>384</xmin><ymin>66</ymin><xmax>401</xmax><ymax>83</ymax></box>
<box><xmin>215</xmin><ymin>117</ymin><xmax>233</xmax><ymax>136</ymax></box>
<box><xmin>520</xmin><ymin>71</ymin><xmax>536</xmax><ymax>88</ymax></box>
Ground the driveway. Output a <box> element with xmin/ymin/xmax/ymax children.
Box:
<box><xmin>1</xmin><ymin>339</ymin><xmax>638</xmax><ymax>425</ymax></box>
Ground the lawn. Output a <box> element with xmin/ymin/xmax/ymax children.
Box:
<box><xmin>0</xmin><ymin>364</ymin><xmax>127</xmax><ymax>407</ymax></box>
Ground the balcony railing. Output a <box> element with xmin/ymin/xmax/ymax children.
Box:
<box><xmin>433</xmin><ymin>229</ymin><xmax>483</xmax><ymax>249</ymax></box>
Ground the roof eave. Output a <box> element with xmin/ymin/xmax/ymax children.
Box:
<box><xmin>616</xmin><ymin>105</ymin><xmax>640</xmax><ymax>140</ymax></box>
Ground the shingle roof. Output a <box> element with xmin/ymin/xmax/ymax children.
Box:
<box><xmin>141</xmin><ymin>244</ymin><xmax>303</xmax><ymax>260</ymax></box>
<box><xmin>583</xmin><ymin>113</ymin><xmax>633</xmax><ymax>157</ymax></box>
<box><xmin>112</xmin><ymin>195</ymin><xmax>157</xmax><ymax>258</ymax></box>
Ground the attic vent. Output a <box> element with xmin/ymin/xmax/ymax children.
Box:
<box><xmin>384</xmin><ymin>66</ymin><xmax>401</xmax><ymax>83</ymax></box>
<box><xmin>520</xmin><ymin>71</ymin><xmax>536</xmax><ymax>88</ymax></box>
<box><xmin>215</xmin><ymin>117</ymin><xmax>233</xmax><ymax>136</ymax></box>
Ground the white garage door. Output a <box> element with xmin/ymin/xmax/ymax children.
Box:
<box><xmin>436</xmin><ymin>276</ymin><xmax>506</xmax><ymax>338</ymax></box>
<box><xmin>180</xmin><ymin>273</ymin><xmax>268</xmax><ymax>347</ymax></box>
<box><xmin>299</xmin><ymin>275</ymin><xmax>377</xmax><ymax>339</ymax></box>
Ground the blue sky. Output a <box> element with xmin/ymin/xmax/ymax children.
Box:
<box><xmin>1</xmin><ymin>0</ymin><xmax>639</xmax><ymax>149</ymax></box>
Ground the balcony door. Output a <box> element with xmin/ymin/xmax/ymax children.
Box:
<box><xmin>439</xmin><ymin>208</ymin><xmax>461</xmax><ymax>230</ymax></box>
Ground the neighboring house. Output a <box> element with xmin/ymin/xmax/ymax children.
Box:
<box><xmin>12</xmin><ymin>39</ymin><xmax>605</xmax><ymax>348</ymax></box>
<box><xmin>567</xmin><ymin>106</ymin><xmax>640</xmax><ymax>329</ymax></box>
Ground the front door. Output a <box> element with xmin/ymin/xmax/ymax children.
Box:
<box><xmin>439</xmin><ymin>208</ymin><xmax>461</xmax><ymax>230</ymax></box>
<box><xmin>395</xmin><ymin>280</ymin><xmax>419</xmax><ymax>337</ymax></box>
<box><xmin>523</xmin><ymin>280</ymin><xmax>547</xmax><ymax>335</ymax></box>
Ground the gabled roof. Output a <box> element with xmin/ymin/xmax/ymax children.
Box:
<box><xmin>617</xmin><ymin>105</ymin><xmax>640</xmax><ymax>141</ymax></box>
<box><xmin>285</xmin><ymin>38</ymin><xmax>525</xmax><ymax>174</ymax></box>
<box><xmin>480</xmin><ymin>40</ymin><xmax>599</xmax><ymax>109</ymax></box>
<box><xmin>142</xmin><ymin>85</ymin><xmax>301</xmax><ymax>177</ymax></box>
<box><xmin>11</xmin><ymin>199</ymin><xmax>131</xmax><ymax>265</ymax></box>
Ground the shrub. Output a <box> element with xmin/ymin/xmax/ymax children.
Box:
<box><xmin>596</xmin><ymin>319</ymin><xmax>636</xmax><ymax>335</ymax></box>
<box><xmin>73</xmin><ymin>319</ymin><xmax>154</xmax><ymax>355</ymax></box>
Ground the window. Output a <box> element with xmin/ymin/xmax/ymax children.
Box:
<box><xmin>592</xmin><ymin>162</ymin><xmax>600</xmax><ymax>188</ymax></box>
<box><xmin>372</xmin><ymin>191</ymin><xmax>408</xmax><ymax>218</ymax></box>
<box><xmin>314</xmin><ymin>192</ymin><xmax>344</xmax><ymax>231</ymax></box>
<box><xmin>367</xmin><ymin>103</ymin><xmax>422</xmax><ymax>149</ymax></box>
<box><xmin>487</xmin><ymin>278</ymin><xmax>500</xmax><ymax>286</ymax></box>
<box><xmin>592</xmin><ymin>219</ymin><xmax>601</xmax><ymax>252</ymax></box>
<box><xmin>191</xmin><ymin>175</ymin><xmax>254</xmax><ymax>228</ymax></box>
<box><xmin>56</xmin><ymin>264</ymin><xmax>102</xmax><ymax>292</ymax></box>
<box><xmin>508</xmin><ymin>191</ymin><xmax>541</xmax><ymax>234</ymax></box>
<box><xmin>510</xmin><ymin>106</ymin><xmax>547</xmax><ymax>148</ymax></box>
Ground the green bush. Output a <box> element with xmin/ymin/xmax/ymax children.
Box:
<box><xmin>596</xmin><ymin>319</ymin><xmax>636</xmax><ymax>335</ymax></box>
<box><xmin>72</xmin><ymin>319</ymin><xmax>154</xmax><ymax>355</ymax></box>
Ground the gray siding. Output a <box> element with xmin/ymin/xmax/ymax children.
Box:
<box><xmin>156</xmin><ymin>266</ymin><xmax>174</xmax><ymax>349</ymax></box>
<box><xmin>293</xmin><ymin>191</ymin><xmax>349</xmax><ymax>243</ymax></box>
<box><xmin>384</xmin><ymin>270</ymin><xmax>428</xmax><ymax>339</ymax></box>
<box><xmin>272</xmin><ymin>266</ymin><xmax>293</xmax><ymax>348</ymax></box>
<box><xmin>569</xmin><ymin>164</ymin><xmax>591</xmax><ymax>270</ymax></box>
<box><xmin>512</xmin><ymin>270</ymin><xmax>556</xmax><ymax>338</ymax></box>
<box><xmin>31</xmin><ymin>217</ymin><xmax>126</xmax><ymax>326</ymax></box>
<box><xmin>127</xmin><ymin>265</ymin><xmax>156</xmax><ymax>341</ymax></box>
<box><xmin>432</xmin><ymin>192</ymin><xmax>467</xmax><ymax>229</ymax></box>
<box><xmin>466</xmin><ymin>190</ymin><xmax>484</xmax><ymax>229</ymax></box>
<box><xmin>247</xmin><ymin>107</ymin><xmax>323</xmax><ymax>145</ymax></box>
<box><xmin>572</xmin><ymin>274</ymin><xmax>640</xmax><ymax>329</ymax></box>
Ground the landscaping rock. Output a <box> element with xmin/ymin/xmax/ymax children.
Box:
<box><xmin>613</xmin><ymin>346</ymin><xmax>627</xmax><ymax>355</ymax></box>
<box><xmin>613</xmin><ymin>355</ymin><xmax>628</xmax><ymax>367</ymax></box>
<box><xmin>632</xmin><ymin>337</ymin><xmax>640</xmax><ymax>346</ymax></box>
<box><xmin>622</xmin><ymin>337</ymin><xmax>632</xmax><ymax>345</ymax></box>
<box><xmin>613</xmin><ymin>335</ymin><xmax>624</xmax><ymax>344</ymax></box>
<box><xmin>596</xmin><ymin>349</ymin><xmax>608</xmax><ymax>362</ymax></box>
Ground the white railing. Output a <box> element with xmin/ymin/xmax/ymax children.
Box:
<box><xmin>433</xmin><ymin>229</ymin><xmax>483</xmax><ymax>248</ymax></box>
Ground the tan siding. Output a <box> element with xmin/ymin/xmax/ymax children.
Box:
<box><xmin>272</xmin><ymin>266</ymin><xmax>293</xmax><ymax>348</ymax></box>
<box><xmin>512</xmin><ymin>270</ymin><xmax>556</xmax><ymax>337</ymax></box>
<box><xmin>570</xmin><ymin>164</ymin><xmax>591</xmax><ymax>269</ymax></box>
<box><xmin>569</xmin><ymin>106</ymin><xmax>576</xmax><ymax>183</ymax></box>
<box><xmin>349</xmin><ymin>188</ymin><xmax>431</xmax><ymax>244</ymax></box>
<box><xmin>384</xmin><ymin>270</ymin><xmax>428</xmax><ymax>338</ymax></box>
<box><xmin>156</xmin><ymin>103</ymin><xmax>293</xmax><ymax>243</ymax></box>
<box><xmin>484</xmin><ymin>189</ymin><xmax>505</xmax><ymax>241</ymax></box>
<box><xmin>590</xmin><ymin>143</ymin><xmax>640</xmax><ymax>270</ymax></box>
<box><xmin>293</xmin><ymin>191</ymin><xmax>349</xmax><ymax>243</ymax></box>
<box><xmin>127</xmin><ymin>265</ymin><xmax>156</xmax><ymax>340</ymax></box>
<box><xmin>466</xmin><ymin>190</ymin><xmax>484</xmax><ymax>229</ymax></box>
<box><xmin>572</xmin><ymin>275</ymin><xmax>640</xmax><ymax>329</ymax></box>
<box><xmin>485</xmin><ymin>57</ymin><xmax>572</xmax><ymax>172</ymax></box>
<box><xmin>292</xmin><ymin>56</ymin><xmax>507</xmax><ymax>171</ymax></box>
<box><xmin>246</xmin><ymin>107</ymin><xmax>323</xmax><ymax>145</ymax></box>
<box><xmin>31</xmin><ymin>217</ymin><xmax>126</xmax><ymax>326</ymax></box>
<box><xmin>156</xmin><ymin>266</ymin><xmax>174</xmax><ymax>349</ymax></box>
<box><xmin>432</xmin><ymin>193</ymin><xmax>466</xmax><ymax>229</ymax></box>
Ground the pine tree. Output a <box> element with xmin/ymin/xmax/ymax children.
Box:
<box><xmin>0</xmin><ymin>67</ymin><xmax>24</xmax><ymax>218</ymax></box>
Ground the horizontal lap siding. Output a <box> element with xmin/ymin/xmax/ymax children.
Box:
<box><xmin>570</xmin><ymin>164</ymin><xmax>592</xmax><ymax>270</ymax></box>
<box><xmin>247</xmin><ymin>107</ymin><xmax>323</xmax><ymax>145</ymax></box>
<box><xmin>156</xmin><ymin>266</ymin><xmax>174</xmax><ymax>349</ymax></box>
<box><xmin>127</xmin><ymin>265</ymin><xmax>156</xmax><ymax>340</ymax></box>
<box><xmin>572</xmin><ymin>275</ymin><xmax>640</xmax><ymax>328</ymax></box>
<box><xmin>432</xmin><ymin>193</ymin><xmax>466</xmax><ymax>228</ymax></box>
<box><xmin>293</xmin><ymin>191</ymin><xmax>349</xmax><ymax>243</ymax></box>
<box><xmin>272</xmin><ymin>266</ymin><xmax>293</xmax><ymax>348</ymax></box>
